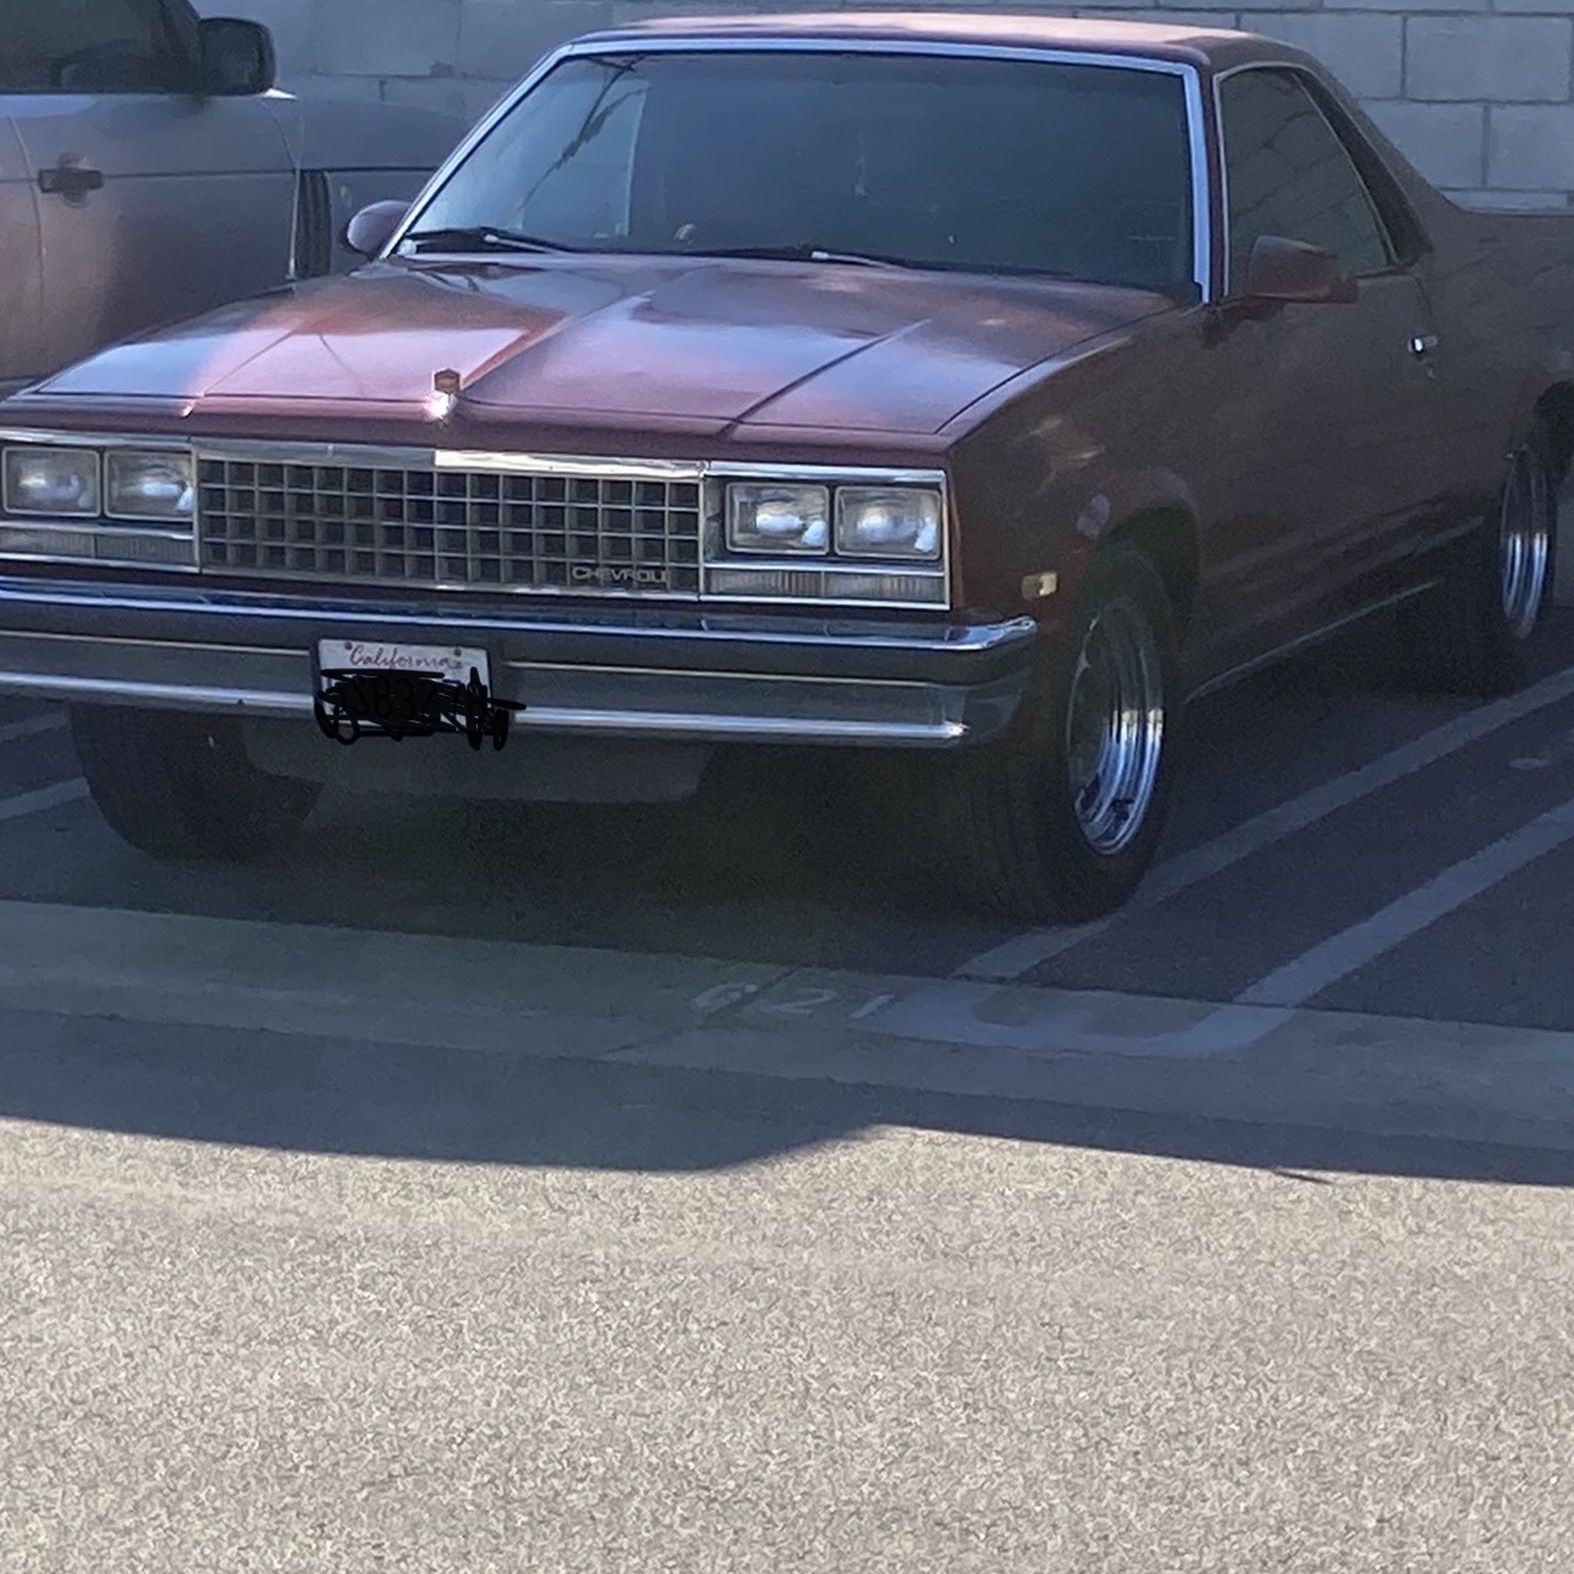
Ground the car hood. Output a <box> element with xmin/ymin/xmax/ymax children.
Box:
<box><xmin>32</xmin><ymin>257</ymin><xmax>1177</xmax><ymax>436</ymax></box>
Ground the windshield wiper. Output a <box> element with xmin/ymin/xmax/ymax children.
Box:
<box><xmin>401</xmin><ymin>225</ymin><xmax>571</xmax><ymax>256</ymax></box>
<box><xmin>683</xmin><ymin>243</ymin><xmax>916</xmax><ymax>270</ymax></box>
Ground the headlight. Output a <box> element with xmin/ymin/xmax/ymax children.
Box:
<box><xmin>2</xmin><ymin>447</ymin><xmax>101</xmax><ymax>517</ymax></box>
<box><xmin>834</xmin><ymin>486</ymin><xmax>942</xmax><ymax>560</ymax></box>
<box><xmin>726</xmin><ymin>482</ymin><xmax>830</xmax><ymax>554</ymax></box>
<box><xmin>106</xmin><ymin>450</ymin><xmax>195</xmax><ymax>520</ymax></box>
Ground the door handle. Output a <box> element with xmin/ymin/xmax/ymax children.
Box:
<box><xmin>38</xmin><ymin>162</ymin><xmax>105</xmax><ymax>199</ymax></box>
<box><xmin>1410</xmin><ymin>333</ymin><xmax>1439</xmax><ymax>358</ymax></box>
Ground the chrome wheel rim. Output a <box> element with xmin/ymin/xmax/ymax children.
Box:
<box><xmin>1064</xmin><ymin>599</ymin><xmax>1165</xmax><ymax>855</ymax></box>
<box><xmin>1500</xmin><ymin>448</ymin><xmax>1552</xmax><ymax>641</ymax></box>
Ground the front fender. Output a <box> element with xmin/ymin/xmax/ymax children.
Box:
<box><xmin>947</xmin><ymin>362</ymin><xmax>1203</xmax><ymax>620</ymax></box>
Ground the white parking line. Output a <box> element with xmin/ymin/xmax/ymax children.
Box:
<box><xmin>959</xmin><ymin>661</ymin><xmax>1574</xmax><ymax>982</ymax></box>
<box><xmin>1234</xmin><ymin>795</ymin><xmax>1574</xmax><ymax>1009</ymax></box>
<box><xmin>0</xmin><ymin>778</ymin><xmax>89</xmax><ymax>823</ymax></box>
<box><xmin>0</xmin><ymin>713</ymin><xmax>66</xmax><ymax>746</ymax></box>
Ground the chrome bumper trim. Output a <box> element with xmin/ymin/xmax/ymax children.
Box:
<box><xmin>0</xmin><ymin>671</ymin><xmax>302</xmax><ymax>713</ymax></box>
<box><xmin>0</xmin><ymin>598</ymin><xmax>1034</xmax><ymax>748</ymax></box>
<box><xmin>0</xmin><ymin>576</ymin><xmax>1035</xmax><ymax>655</ymax></box>
<box><xmin>0</xmin><ymin>666</ymin><xmax>969</xmax><ymax>744</ymax></box>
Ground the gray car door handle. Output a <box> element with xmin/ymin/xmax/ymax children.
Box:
<box><xmin>38</xmin><ymin>164</ymin><xmax>105</xmax><ymax>199</ymax></box>
<box><xmin>1409</xmin><ymin>333</ymin><xmax>1439</xmax><ymax>358</ymax></box>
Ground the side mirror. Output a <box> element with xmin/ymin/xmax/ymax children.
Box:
<box><xmin>345</xmin><ymin>201</ymin><xmax>412</xmax><ymax>259</ymax></box>
<box><xmin>1243</xmin><ymin>235</ymin><xmax>1358</xmax><ymax>305</ymax></box>
<box><xmin>198</xmin><ymin>18</ymin><xmax>276</xmax><ymax>97</ymax></box>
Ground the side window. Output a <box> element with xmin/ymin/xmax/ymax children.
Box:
<box><xmin>1219</xmin><ymin>69</ymin><xmax>1391</xmax><ymax>295</ymax></box>
<box><xmin>0</xmin><ymin>0</ymin><xmax>186</xmax><ymax>95</ymax></box>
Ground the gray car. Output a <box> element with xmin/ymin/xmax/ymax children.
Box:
<box><xmin>0</xmin><ymin>0</ymin><xmax>467</xmax><ymax>399</ymax></box>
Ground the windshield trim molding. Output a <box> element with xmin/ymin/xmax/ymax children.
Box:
<box><xmin>386</xmin><ymin>37</ymin><xmax>1213</xmax><ymax>304</ymax></box>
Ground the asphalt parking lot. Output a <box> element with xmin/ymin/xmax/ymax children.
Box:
<box><xmin>6</xmin><ymin>592</ymin><xmax>1574</xmax><ymax>1574</ymax></box>
<box><xmin>5</xmin><ymin>602</ymin><xmax>1574</xmax><ymax>1062</ymax></box>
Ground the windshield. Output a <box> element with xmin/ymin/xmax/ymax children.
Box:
<box><xmin>406</xmin><ymin>50</ymin><xmax>1198</xmax><ymax>294</ymax></box>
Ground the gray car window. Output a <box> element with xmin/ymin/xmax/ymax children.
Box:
<box><xmin>1220</xmin><ymin>68</ymin><xmax>1392</xmax><ymax>294</ymax></box>
<box><xmin>0</xmin><ymin>0</ymin><xmax>185</xmax><ymax>94</ymax></box>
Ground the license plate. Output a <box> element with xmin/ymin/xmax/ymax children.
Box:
<box><xmin>314</xmin><ymin>640</ymin><xmax>518</xmax><ymax>749</ymax></box>
<box><xmin>316</xmin><ymin>639</ymin><xmax>490</xmax><ymax>689</ymax></box>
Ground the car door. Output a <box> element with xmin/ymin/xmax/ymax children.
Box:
<box><xmin>1197</xmin><ymin>66</ymin><xmax>1445</xmax><ymax>671</ymax></box>
<box><xmin>4</xmin><ymin>0</ymin><xmax>296</xmax><ymax>377</ymax></box>
<box><xmin>0</xmin><ymin>112</ymin><xmax>43</xmax><ymax>396</ymax></box>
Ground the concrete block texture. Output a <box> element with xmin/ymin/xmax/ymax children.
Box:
<box><xmin>198</xmin><ymin>0</ymin><xmax>1574</xmax><ymax>205</ymax></box>
<box><xmin>1489</xmin><ymin>105</ymin><xmax>1574</xmax><ymax>187</ymax></box>
<box><xmin>1239</xmin><ymin>12</ymin><xmax>1403</xmax><ymax>96</ymax></box>
<box><xmin>1078</xmin><ymin>7</ymin><xmax>1239</xmax><ymax>20</ymax></box>
<box><xmin>310</xmin><ymin>0</ymin><xmax>463</xmax><ymax>79</ymax></box>
<box><xmin>1365</xmin><ymin>101</ymin><xmax>1486</xmax><ymax>186</ymax></box>
<box><xmin>1325</xmin><ymin>0</ymin><xmax>1484</xmax><ymax>11</ymax></box>
<box><xmin>211</xmin><ymin>0</ymin><xmax>316</xmax><ymax>75</ymax></box>
<box><xmin>1405</xmin><ymin>17</ymin><xmax>1573</xmax><ymax>102</ymax></box>
<box><xmin>458</xmin><ymin>0</ymin><xmax>615</xmax><ymax>78</ymax></box>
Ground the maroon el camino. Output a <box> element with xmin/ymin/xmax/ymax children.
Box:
<box><xmin>0</xmin><ymin>13</ymin><xmax>1570</xmax><ymax>918</ymax></box>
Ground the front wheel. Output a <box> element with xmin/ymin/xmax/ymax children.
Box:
<box><xmin>938</xmin><ymin>546</ymin><xmax>1182</xmax><ymax>921</ymax></box>
<box><xmin>71</xmin><ymin>706</ymin><xmax>319</xmax><ymax>861</ymax></box>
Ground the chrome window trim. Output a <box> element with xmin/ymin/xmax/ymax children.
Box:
<box><xmin>386</xmin><ymin>36</ymin><xmax>1213</xmax><ymax>304</ymax></box>
<box><xmin>1211</xmin><ymin>61</ymin><xmax>1402</xmax><ymax>297</ymax></box>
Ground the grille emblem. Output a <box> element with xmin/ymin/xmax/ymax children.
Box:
<box><xmin>570</xmin><ymin>564</ymin><xmax>671</xmax><ymax>589</ymax></box>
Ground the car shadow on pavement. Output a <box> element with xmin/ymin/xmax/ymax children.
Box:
<box><xmin>7</xmin><ymin>616</ymin><xmax>1574</xmax><ymax>1187</ymax></box>
<box><xmin>3</xmin><ymin>1005</ymin><xmax>1572</xmax><ymax>1189</ymax></box>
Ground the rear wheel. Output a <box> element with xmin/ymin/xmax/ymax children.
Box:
<box><xmin>938</xmin><ymin>546</ymin><xmax>1182</xmax><ymax>921</ymax></box>
<box><xmin>1401</xmin><ymin>422</ymin><xmax>1559</xmax><ymax>696</ymax></box>
<box><xmin>71</xmin><ymin>705</ymin><xmax>318</xmax><ymax>861</ymax></box>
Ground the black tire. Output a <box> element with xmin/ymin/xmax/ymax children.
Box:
<box><xmin>937</xmin><ymin>546</ymin><xmax>1184</xmax><ymax>922</ymax></box>
<box><xmin>1399</xmin><ymin>421</ymin><xmax>1560</xmax><ymax>698</ymax></box>
<box><xmin>70</xmin><ymin>705</ymin><xmax>319</xmax><ymax>861</ymax></box>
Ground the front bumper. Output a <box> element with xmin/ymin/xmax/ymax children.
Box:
<box><xmin>0</xmin><ymin>577</ymin><xmax>1039</xmax><ymax>748</ymax></box>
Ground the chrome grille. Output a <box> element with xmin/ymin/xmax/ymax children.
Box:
<box><xmin>195</xmin><ymin>456</ymin><xmax>702</xmax><ymax>597</ymax></box>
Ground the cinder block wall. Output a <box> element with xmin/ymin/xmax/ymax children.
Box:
<box><xmin>213</xmin><ymin>0</ymin><xmax>1574</xmax><ymax>208</ymax></box>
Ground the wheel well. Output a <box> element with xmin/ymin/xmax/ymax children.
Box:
<box><xmin>1106</xmin><ymin>510</ymin><xmax>1199</xmax><ymax>627</ymax></box>
<box><xmin>1535</xmin><ymin>384</ymin><xmax>1574</xmax><ymax>483</ymax></box>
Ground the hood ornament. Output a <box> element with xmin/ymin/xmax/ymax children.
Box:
<box><xmin>429</xmin><ymin>367</ymin><xmax>463</xmax><ymax>421</ymax></box>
